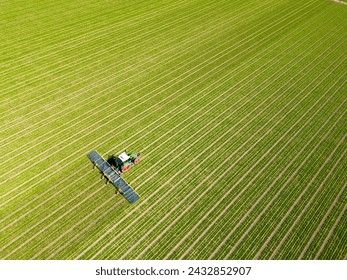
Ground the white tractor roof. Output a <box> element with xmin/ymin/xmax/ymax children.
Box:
<box><xmin>118</xmin><ymin>152</ymin><xmax>130</xmax><ymax>162</ymax></box>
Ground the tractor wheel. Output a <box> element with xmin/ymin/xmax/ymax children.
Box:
<box><xmin>122</xmin><ymin>164</ymin><xmax>131</xmax><ymax>172</ymax></box>
<box><xmin>134</xmin><ymin>158</ymin><xmax>140</xmax><ymax>164</ymax></box>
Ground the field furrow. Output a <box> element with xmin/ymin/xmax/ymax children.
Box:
<box><xmin>0</xmin><ymin>0</ymin><xmax>345</xmax><ymax>260</ymax></box>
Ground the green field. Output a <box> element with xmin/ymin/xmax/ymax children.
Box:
<box><xmin>0</xmin><ymin>0</ymin><xmax>346</xmax><ymax>260</ymax></box>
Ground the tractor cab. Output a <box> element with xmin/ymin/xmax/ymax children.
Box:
<box><xmin>107</xmin><ymin>150</ymin><xmax>140</xmax><ymax>173</ymax></box>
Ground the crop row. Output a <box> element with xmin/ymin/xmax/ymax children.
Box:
<box><xmin>1</xmin><ymin>0</ymin><xmax>345</xmax><ymax>259</ymax></box>
<box><xmin>0</xmin><ymin>0</ymin><xmax>312</xmax><ymax>218</ymax></box>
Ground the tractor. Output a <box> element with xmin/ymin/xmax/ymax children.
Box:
<box><xmin>107</xmin><ymin>150</ymin><xmax>140</xmax><ymax>173</ymax></box>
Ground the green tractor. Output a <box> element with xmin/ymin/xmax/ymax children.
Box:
<box><xmin>107</xmin><ymin>150</ymin><xmax>140</xmax><ymax>173</ymax></box>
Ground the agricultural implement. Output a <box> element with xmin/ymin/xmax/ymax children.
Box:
<box><xmin>87</xmin><ymin>150</ymin><xmax>140</xmax><ymax>204</ymax></box>
<box><xmin>107</xmin><ymin>150</ymin><xmax>141</xmax><ymax>173</ymax></box>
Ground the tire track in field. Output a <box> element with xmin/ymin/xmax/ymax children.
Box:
<box><xmin>9</xmin><ymin>24</ymin><xmax>304</xmax><ymax>256</ymax></box>
<box><xmin>12</xmin><ymin>58</ymin><xmax>252</xmax><ymax>255</ymax></box>
<box><xmin>0</xmin><ymin>0</ymin><xmax>338</xmax><ymax>258</ymax></box>
<box><xmin>0</xmin><ymin>0</ymin><xmax>190</xmax><ymax>72</ymax></box>
<box><xmin>31</xmin><ymin>196</ymin><xmax>117</xmax><ymax>259</ymax></box>
<box><xmin>217</xmin><ymin>101</ymin><xmax>346</xmax><ymax>260</ymax></box>
<box><xmin>315</xmin><ymin>202</ymin><xmax>347</xmax><ymax>259</ymax></box>
<box><xmin>0</xmin><ymin>0</ymin><xmax>234</xmax><ymax>122</ymax></box>
<box><xmin>0</xmin><ymin>182</ymin><xmax>99</xmax><ymax>259</ymax></box>
<box><xmin>0</xmin><ymin>4</ymin><xmax>316</xmax><ymax>198</ymax></box>
<box><xmin>0</xmin><ymin>0</ymin><xmax>320</xmax><ymax>190</ymax></box>
<box><xmin>0</xmin><ymin>168</ymin><xmax>95</xmax><ymax>232</ymax></box>
<box><xmin>1</xmin><ymin>13</ymin><xmax>296</xmax><ymax>253</ymax></box>
<box><xmin>269</xmin><ymin>136</ymin><xmax>347</xmax><ymax>259</ymax></box>
<box><xmin>0</xmin><ymin>0</ymin><xmax>146</xmax><ymax>49</ymax></box>
<box><xmin>5</xmin><ymin>18</ymin><xmax>340</xmax><ymax>260</ymax></box>
<box><xmin>0</xmin><ymin>0</ymin><xmax>225</xmax><ymax>106</ymax></box>
<box><xmin>0</xmin><ymin>0</ymin><xmax>214</xmax><ymax>116</ymax></box>
<box><xmin>218</xmin><ymin>109</ymin><xmax>345</xmax><ymax>260</ymax></box>
<box><xmin>47</xmin><ymin>18</ymin><xmax>346</xmax><ymax>258</ymax></box>
<box><xmin>283</xmin><ymin>158</ymin><xmax>347</xmax><ymax>259</ymax></box>
<box><xmin>0</xmin><ymin>3</ymin><xmax>308</xmax><ymax>236</ymax></box>
<box><xmin>79</xmin><ymin>38</ymin><xmax>341</xmax><ymax>259</ymax></box>
<box><xmin>218</xmin><ymin>92</ymin><xmax>346</xmax><ymax>260</ymax></box>
<box><xmin>113</xmin><ymin>10</ymin><xmax>332</xmax><ymax>186</ymax></box>
<box><xmin>0</xmin><ymin>0</ymin><xmax>213</xmax><ymax>66</ymax></box>
<box><xmin>331</xmin><ymin>0</ymin><xmax>347</xmax><ymax>5</ymax></box>
<box><xmin>0</xmin><ymin>0</ymin><xmax>272</xmax><ymax>153</ymax></box>
<box><xmin>1</xmin><ymin>183</ymin><xmax>113</xmax><ymax>259</ymax></box>
<box><xmin>76</xmin><ymin>75</ymin><xmax>290</xmax><ymax>258</ymax></box>
<box><xmin>164</xmin><ymin>77</ymin><xmax>346</xmax><ymax>260</ymax></box>
<box><xmin>180</xmin><ymin>53</ymin><xmax>345</xmax><ymax>259</ymax></box>
<box><xmin>162</xmin><ymin>60</ymin><xmax>346</xmax><ymax>260</ymax></box>
<box><xmin>0</xmin><ymin>0</ymin><xmax>314</xmax><ymax>138</ymax></box>
<box><xmin>254</xmin><ymin>123</ymin><xmax>347</xmax><ymax>259</ymax></box>
<box><xmin>0</xmin><ymin>0</ymin><xmax>275</xmax><ymax>139</ymax></box>
<box><xmin>122</xmin><ymin>41</ymin><xmax>346</xmax><ymax>260</ymax></box>
<box><xmin>32</xmin><ymin>196</ymin><xmax>122</xmax><ymax>259</ymax></box>
<box><xmin>147</xmin><ymin>32</ymin><xmax>347</xmax><ymax>258</ymax></box>
<box><xmin>4</xmin><ymin>77</ymin><xmax>257</xmax><ymax>258</ymax></box>
<box><xmin>0</xmin><ymin>0</ymin><xmax>253</xmax><ymax>116</ymax></box>
<box><xmin>279</xmin><ymin>154</ymin><xmax>346</xmax><ymax>260</ymax></box>
<box><xmin>35</xmin><ymin>15</ymin><xmax>324</xmax><ymax>258</ymax></box>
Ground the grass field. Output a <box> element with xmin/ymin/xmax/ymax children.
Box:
<box><xmin>0</xmin><ymin>0</ymin><xmax>346</xmax><ymax>260</ymax></box>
